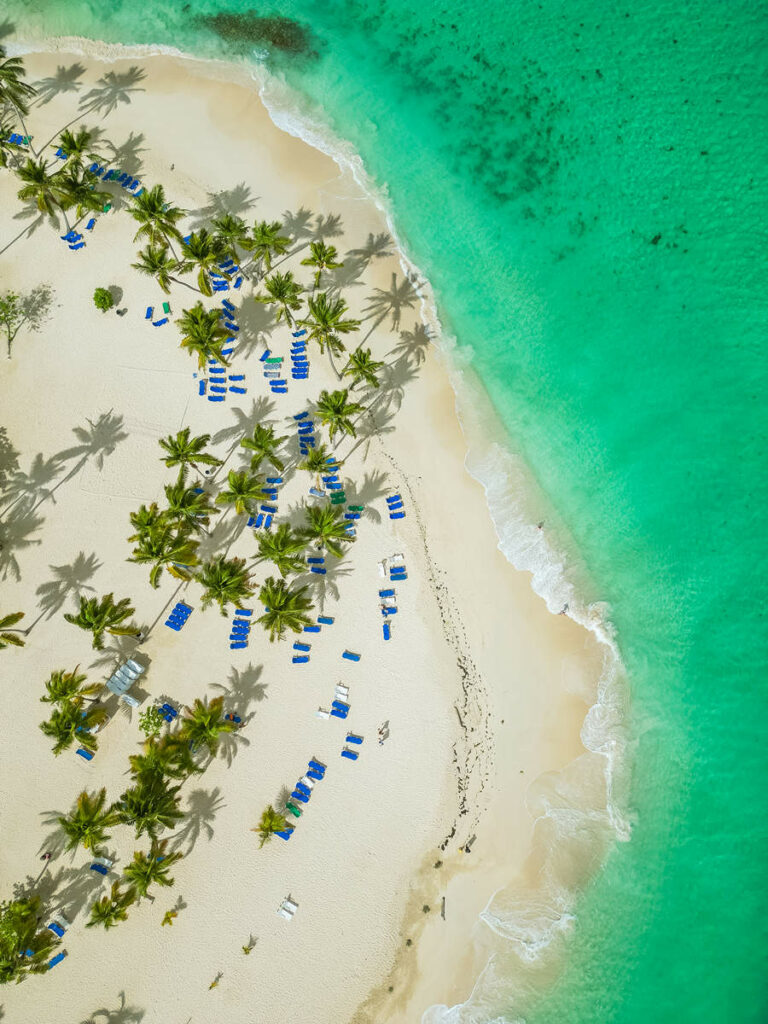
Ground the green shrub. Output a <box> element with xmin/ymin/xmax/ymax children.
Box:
<box><xmin>93</xmin><ymin>288</ymin><xmax>114</xmax><ymax>313</ymax></box>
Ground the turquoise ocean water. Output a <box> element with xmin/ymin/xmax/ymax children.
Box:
<box><xmin>3</xmin><ymin>2</ymin><xmax>767</xmax><ymax>1020</ymax></box>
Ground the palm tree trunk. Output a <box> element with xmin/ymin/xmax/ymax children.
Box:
<box><xmin>0</xmin><ymin>214</ymin><xmax>44</xmax><ymax>257</ymax></box>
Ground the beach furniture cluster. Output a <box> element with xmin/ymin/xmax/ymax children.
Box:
<box><xmin>211</xmin><ymin>258</ymin><xmax>243</xmax><ymax>291</ymax></box>
<box><xmin>60</xmin><ymin>229</ymin><xmax>85</xmax><ymax>251</ymax></box>
<box><xmin>5</xmin><ymin>131</ymin><xmax>30</xmax><ymax>147</ymax></box>
<box><xmin>199</xmin><ymin>367</ymin><xmax>247</xmax><ymax>401</ymax></box>
<box><xmin>157</xmin><ymin>701</ymin><xmax>179</xmax><ymax>723</ymax></box>
<box><xmin>281</xmin><ymin>758</ymin><xmax>327</xmax><ymax>838</ymax></box>
<box><xmin>165</xmin><ymin>601</ymin><xmax>193</xmax><ymax>631</ymax></box>
<box><xmin>307</xmin><ymin>554</ymin><xmax>326</xmax><ymax>576</ymax></box>
<box><xmin>317</xmin><ymin>680</ymin><xmax>348</xmax><ymax>719</ymax></box>
<box><xmin>105</xmin><ymin>658</ymin><xmax>145</xmax><ymax>697</ymax></box>
<box><xmin>380</xmin><ymin>553</ymin><xmax>407</xmax><ymax>582</ymax></box>
<box><xmin>291</xmin><ymin>329</ymin><xmax>309</xmax><ymax>380</ymax></box>
<box><xmin>46</xmin><ymin>912</ymin><xmax>71</xmax><ymax>939</ymax></box>
<box><xmin>293</xmin><ymin>612</ymin><xmax>334</xmax><ymax>663</ymax></box>
<box><xmin>379</xmin><ymin>587</ymin><xmax>398</xmax><ymax>641</ymax></box>
<box><xmin>245</xmin><ymin>476</ymin><xmax>283</xmax><ymax>530</ymax></box>
<box><xmin>260</xmin><ymin>349</ymin><xmax>287</xmax><ymax>394</ymax></box>
<box><xmin>89</xmin><ymin>855</ymin><xmax>113</xmax><ymax>877</ymax></box>
<box><xmin>48</xmin><ymin>951</ymin><xmax>67</xmax><ymax>969</ymax></box>
<box><xmin>145</xmin><ymin>301</ymin><xmax>171</xmax><ymax>327</ymax></box>
<box><xmin>342</xmin><ymin>733</ymin><xmax>363</xmax><ymax>760</ymax></box>
<box><xmin>387</xmin><ymin>492</ymin><xmax>406</xmax><ymax>519</ymax></box>
<box><xmin>230</xmin><ymin>608</ymin><xmax>253</xmax><ymax>649</ymax></box>
<box><xmin>89</xmin><ymin>164</ymin><xmax>143</xmax><ymax>194</ymax></box>
<box><xmin>277</xmin><ymin>896</ymin><xmax>298</xmax><ymax>920</ymax></box>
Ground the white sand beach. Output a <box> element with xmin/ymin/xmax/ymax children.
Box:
<box><xmin>0</xmin><ymin>49</ymin><xmax>603</xmax><ymax>1024</ymax></box>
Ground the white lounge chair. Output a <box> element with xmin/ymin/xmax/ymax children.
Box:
<box><xmin>390</xmin><ymin>552</ymin><xmax>405</xmax><ymax>566</ymax></box>
<box><xmin>93</xmin><ymin>856</ymin><xmax>113</xmax><ymax>868</ymax></box>
<box><xmin>316</xmin><ymin>708</ymin><xmax>330</xmax><ymax>719</ymax></box>
<box><xmin>121</xmin><ymin>693</ymin><xmax>140</xmax><ymax>708</ymax></box>
<box><xmin>277</xmin><ymin>905</ymin><xmax>293</xmax><ymax>920</ymax></box>
<box><xmin>299</xmin><ymin>775</ymin><xmax>315</xmax><ymax>789</ymax></box>
<box><xmin>125</xmin><ymin>659</ymin><xmax>145</xmax><ymax>675</ymax></box>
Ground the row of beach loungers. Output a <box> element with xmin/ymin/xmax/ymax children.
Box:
<box><xmin>146</xmin><ymin>301</ymin><xmax>171</xmax><ymax>327</ymax></box>
<box><xmin>211</xmin><ymin>257</ymin><xmax>243</xmax><ymax>291</ymax></box>
<box><xmin>246</xmin><ymin>475</ymin><xmax>283</xmax><ymax>530</ymax></box>
<box><xmin>387</xmin><ymin>492</ymin><xmax>406</xmax><ymax>519</ymax></box>
<box><xmin>260</xmin><ymin>349</ymin><xmax>287</xmax><ymax>394</ymax></box>
<box><xmin>291</xmin><ymin>328</ymin><xmax>309</xmax><ymax>380</ymax></box>
<box><xmin>229</xmin><ymin>608</ymin><xmax>252</xmax><ymax>649</ymax></box>
<box><xmin>291</xmin><ymin>613</ymin><xmax>335</xmax><ymax>662</ymax></box>
<box><xmin>88</xmin><ymin>164</ymin><xmax>143</xmax><ymax>194</ymax></box>
<box><xmin>280</xmin><ymin>758</ymin><xmax>328</xmax><ymax>838</ymax></box>
<box><xmin>165</xmin><ymin>601</ymin><xmax>193</xmax><ymax>631</ymax></box>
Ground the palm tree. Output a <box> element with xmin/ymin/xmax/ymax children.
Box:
<box><xmin>240</xmin><ymin>424</ymin><xmax>288</xmax><ymax>474</ymax></box>
<box><xmin>179</xmin><ymin>695</ymin><xmax>234</xmax><ymax>757</ymax></box>
<box><xmin>299</xmin><ymin>442</ymin><xmax>333</xmax><ymax>478</ymax></box>
<box><xmin>58</xmin><ymin>788</ymin><xmax>117</xmax><ymax>853</ymax></box>
<box><xmin>197</xmin><ymin>556</ymin><xmax>253</xmax><ymax>615</ymax></box>
<box><xmin>343</xmin><ymin>346</ymin><xmax>384</xmax><ymax>390</ymax></box>
<box><xmin>301</xmin><ymin>505</ymin><xmax>351</xmax><ymax>559</ymax></box>
<box><xmin>244</xmin><ymin>219</ymin><xmax>291</xmax><ymax>276</ymax></box>
<box><xmin>0</xmin><ymin>895</ymin><xmax>59</xmax><ymax>983</ymax></box>
<box><xmin>40</xmin><ymin>700</ymin><xmax>108</xmax><ymax>756</ymax></box>
<box><xmin>180</xmin><ymin>228</ymin><xmax>228</xmax><ymax>296</ymax></box>
<box><xmin>253</xmin><ymin>523</ymin><xmax>306</xmax><ymax>578</ymax></box>
<box><xmin>315</xmin><ymin>388</ymin><xmax>365</xmax><ymax>442</ymax></box>
<box><xmin>257</xmin><ymin>576</ymin><xmax>314</xmax><ymax>641</ymax></box>
<box><xmin>16</xmin><ymin>159</ymin><xmax>62</xmax><ymax>217</ymax></box>
<box><xmin>175</xmin><ymin>302</ymin><xmax>230</xmax><ymax>368</ymax></box>
<box><xmin>86</xmin><ymin>882</ymin><xmax>135</xmax><ymax>930</ymax></box>
<box><xmin>129</xmin><ymin>735</ymin><xmax>202</xmax><ymax>787</ymax></box>
<box><xmin>56</xmin><ymin>126</ymin><xmax>100</xmax><ymax>169</ymax></box>
<box><xmin>253</xmin><ymin>271</ymin><xmax>304</xmax><ymax>326</ymax></box>
<box><xmin>159</xmin><ymin>427</ymin><xmax>222</xmax><ymax>474</ymax></box>
<box><xmin>129</xmin><ymin>184</ymin><xmax>185</xmax><ymax>250</ymax></box>
<box><xmin>163</xmin><ymin>470</ymin><xmax>219</xmax><ymax>533</ymax></box>
<box><xmin>57</xmin><ymin>165</ymin><xmax>110</xmax><ymax>221</ymax></box>
<box><xmin>128</xmin><ymin>502</ymin><xmax>165</xmax><ymax>542</ymax></box>
<box><xmin>64</xmin><ymin>593</ymin><xmax>140</xmax><ymax>650</ymax></box>
<box><xmin>301</xmin><ymin>240</ymin><xmax>343</xmax><ymax>290</ymax></box>
<box><xmin>211</xmin><ymin>213</ymin><xmax>249</xmax><ymax>260</ymax></box>
<box><xmin>132</xmin><ymin>244</ymin><xmax>183</xmax><ymax>294</ymax></box>
<box><xmin>123</xmin><ymin>839</ymin><xmax>183</xmax><ymax>900</ymax></box>
<box><xmin>0</xmin><ymin>115</ymin><xmax>19</xmax><ymax>169</ymax></box>
<box><xmin>0</xmin><ymin>47</ymin><xmax>36</xmax><ymax>120</ymax></box>
<box><xmin>129</xmin><ymin>521</ymin><xmax>199</xmax><ymax>588</ymax></box>
<box><xmin>114</xmin><ymin>778</ymin><xmax>184</xmax><ymax>840</ymax></box>
<box><xmin>299</xmin><ymin>293</ymin><xmax>361</xmax><ymax>370</ymax></box>
<box><xmin>0</xmin><ymin>610</ymin><xmax>25</xmax><ymax>650</ymax></box>
<box><xmin>41</xmin><ymin>667</ymin><xmax>101</xmax><ymax>705</ymax></box>
<box><xmin>216</xmin><ymin>469</ymin><xmax>263</xmax><ymax>516</ymax></box>
<box><xmin>252</xmin><ymin>805</ymin><xmax>289</xmax><ymax>847</ymax></box>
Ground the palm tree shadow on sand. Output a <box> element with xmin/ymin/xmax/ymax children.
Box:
<box><xmin>78</xmin><ymin>66</ymin><xmax>147</xmax><ymax>119</ymax></box>
<box><xmin>31</xmin><ymin>62</ymin><xmax>87</xmax><ymax>106</ymax></box>
<box><xmin>235</xmin><ymin>298</ymin><xmax>278</xmax><ymax>360</ymax></box>
<box><xmin>78</xmin><ymin>991</ymin><xmax>146</xmax><ymax>1024</ymax></box>
<box><xmin>169</xmin><ymin>787</ymin><xmax>226</xmax><ymax>854</ymax></box>
<box><xmin>0</xmin><ymin>505</ymin><xmax>43</xmax><ymax>582</ymax></box>
<box><xmin>190</xmin><ymin>182</ymin><xmax>257</xmax><ymax>230</ymax></box>
<box><xmin>211</xmin><ymin>662</ymin><xmax>268</xmax><ymax>722</ymax></box>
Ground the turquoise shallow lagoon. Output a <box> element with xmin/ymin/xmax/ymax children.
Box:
<box><xmin>3</xmin><ymin>1</ymin><xmax>767</xmax><ymax>1020</ymax></box>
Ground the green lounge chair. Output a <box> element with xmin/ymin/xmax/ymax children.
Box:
<box><xmin>286</xmin><ymin>802</ymin><xmax>302</xmax><ymax>818</ymax></box>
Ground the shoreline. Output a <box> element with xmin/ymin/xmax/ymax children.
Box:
<box><xmin>0</xmin><ymin>42</ymin><xmax>627</xmax><ymax>1024</ymax></box>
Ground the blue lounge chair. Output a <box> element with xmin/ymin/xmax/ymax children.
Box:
<box><xmin>76</xmin><ymin>748</ymin><xmax>94</xmax><ymax>761</ymax></box>
<box><xmin>292</xmin><ymin>655</ymin><xmax>309</xmax><ymax>664</ymax></box>
<box><xmin>86</xmin><ymin>218</ymin><xmax>96</xmax><ymax>230</ymax></box>
<box><xmin>332</xmin><ymin>700</ymin><xmax>350</xmax><ymax>711</ymax></box>
<box><xmin>379</xmin><ymin>589</ymin><xmax>395</xmax><ymax>597</ymax></box>
<box><xmin>254</xmin><ymin>513</ymin><xmax>264</xmax><ymax>528</ymax></box>
<box><xmin>327</xmin><ymin>483</ymin><xmax>342</xmax><ymax>491</ymax></box>
<box><xmin>198</xmin><ymin>380</ymin><xmax>206</xmax><ymax>396</ymax></box>
<box><xmin>221</xmin><ymin>347</ymin><xmax>235</xmax><ymax>356</ymax></box>
<box><xmin>69</xmin><ymin>242</ymin><xmax>85</xmax><ymax>250</ymax></box>
<box><xmin>153</xmin><ymin>318</ymin><xmax>169</xmax><ymax>326</ymax></box>
<box><xmin>234</xmin><ymin>276</ymin><xmax>242</xmax><ymax>288</ymax></box>
<box><xmin>230</xmin><ymin>642</ymin><xmax>248</xmax><ymax>650</ymax></box>
<box><xmin>276</xmin><ymin>829</ymin><xmax>294</xmax><ymax>840</ymax></box>
<box><xmin>307</xmin><ymin>557</ymin><xmax>325</xmax><ymax>564</ymax></box>
<box><xmin>260</xmin><ymin>349</ymin><xmax>272</xmax><ymax>362</ymax></box>
<box><xmin>292</xmin><ymin>329</ymin><xmax>307</xmax><ymax>337</ymax></box>
<box><xmin>346</xmin><ymin>734</ymin><xmax>363</xmax><ymax>744</ymax></box>
<box><xmin>228</xmin><ymin>373</ymin><xmax>245</xmax><ymax>381</ymax></box>
<box><xmin>210</xmin><ymin>385</ymin><xmax>227</xmax><ymax>394</ymax></box>
<box><xmin>291</xmin><ymin>790</ymin><xmax>309</xmax><ymax>803</ymax></box>
<box><xmin>317</xmin><ymin>616</ymin><xmax>334</xmax><ymax>625</ymax></box>
<box><xmin>383</xmin><ymin>621</ymin><xmax>391</xmax><ymax>640</ymax></box>
<box><xmin>306</xmin><ymin>769</ymin><xmax>323</xmax><ymax>782</ymax></box>
<box><xmin>229</xmin><ymin>386</ymin><xmax>246</xmax><ymax>394</ymax></box>
<box><xmin>261</xmin><ymin>503</ymin><xmax>277</xmax><ymax>513</ymax></box>
<box><xmin>48</xmin><ymin>952</ymin><xmax>67</xmax><ymax>969</ymax></box>
<box><xmin>382</xmin><ymin>607</ymin><xmax>397</xmax><ymax>616</ymax></box>
<box><xmin>263</xmin><ymin>514</ymin><xmax>273</xmax><ymax>529</ymax></box>
<box><xmin>208</xmin><ymin>395</ymin><xmax>226</xmax><ymax>402</ymax></box>
<box><xmin>235</xmin><ymin>609</ymin><xmax>253</xmax><ymax>617</ymax></box>
<box><xmin>303</xmin><ymin>625</ymin><xmax>320</xmax><ymax>633</ymax></box>
<box><xmin>295</xmin><ymin>782</ymin><xmax>311</xmax><ymax>796</ymax></box>
<box><xmin>344</xmin><ymin>513</ymin><xmax>360</xmax><ymax>521</ymax></box>
<box><xmin>90</xmin><ymin>863</ymin><xmax>108</xmax><ymax>875</ymax></box>
<box><xmin>308</xmin><ymin>759</ymin><xmax>326</xmax><ymax>773</ymax></box>
<box><xmin>293</xmin><ymin>642</ymin><xmax>311</xmax><ymax>652</ymax></box>
<box><xmin>47</xmin><ymin>922</ymin><xmax>65</xmax><ymax>938</ymax></box>
<box><xmin>341</xmin><ymin>749</ymin><xmax>359</xmax><ymax>760</ymax></box>
<box><xmin>294</xmin><ymin>410</ymin><xmax>308</xmax><ymax>420</ymax></box>
<box><xmin>390</xmin><ymin>511</ymin><xmax>406</xmax><ymax>520</ymax></box>
<box><xmin>311</xmin><ymin>567</ymin><xmax>327</xmax><ymax>575</ymax></box>
<box><xmin>388</xmin><ymin>501</ymin><xmax>404</xmax><ymax>510</ymax></box>
<box><xmin>342</xmin><ymin>651</ymin><xmax>361</xmax><ymax>662</ymax></box>
<box><xmin>331</xmin><ymin>708</ymin><xmax>348</xmax><ymax>719</ymax></box>
<box><xmin>387</xmin><ymin>494</ymin><xmax>403</xmax><ymax>504</ymax></box>
<box><xmin>390</xmin><ymin>567</ymin><xmax>407</xmax><ymax>576</ymax></box>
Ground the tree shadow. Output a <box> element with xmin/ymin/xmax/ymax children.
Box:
<box><xmin>347</xmin><ymin>232</ymin><xmax>394</xmax><ymax>264</ymax></box>
<box><xmin>346</xmin><ymin>469</ymin><xmax>389</xmax><ymax>524</ymax></box>
<box><xmin>196</xmin><ymin>510</ymin><xmax>246</xmax><ymax>563</ymax></box>
<box><xmin>101</xmin><ymin>131</ymin><xmax>147</xmax><ymax>176</ymax></box>
<box><xmin>87</xmin><ymin>631</ymin><xmax>146</xmax><ymax>676</ymax></box>
<box><xmin>217</xmin><ymin>724</ymin><xmax>249</xmax><ymax>768</ymax></box>
<box><xmin>0</xmin><ymin>427</ymin><xmax>20</xmax><ymax>489</ymax></box>
<box><xmin>365</xmin><ymin>355</ymin><xmax>421</xmax><ymax>424</ymax></box>
<box><xmin>235</xmin><ymin>298</ymin><xmax>278</xmax><ymax>360</ymax></box>
<box><xmin>0</xmin><ymin>452</ymin><xmax>65</xmax><ymax>514</ymax></box>
<box><xmin>362</xmin><ymin>271</ymin><xmax>420</xmax><ymax>338</ymax></box>
<box><xmin>79</xmin><ymin>66</ymin><xmax>147</xmax><ymax>119</ymax></box>
<box><xmin>387</xmin><ymin>319</ymin><xmax>433</xmax><ymax>366</ymax></box>
<box><xmin>0</xmin><ymin>19</ymin><xmax>15</xmax><ymax>43</ymax></box>
<box><xmin>211</xmin><ymin>397</ymin><xmax>276</xmax><ymax>449</ymax></box>
<box><xmin>325</xmin><ymin>253</ymin><xmax>368</xmax><ymax>298</ymax></box>
<box><xmin>282</xmin><ymin>206</ymin><xmax>315</xmax><ymax>242</ymax></box>
<box><xmin>35</xmin><ymin>551</ymin><xmax>103</xmax><ymax>620</ymax></box>
<box><xmin>12</xmin><ymin>862</ymin><xmax>100</xmax><ymax>923</ymax></box>
<box><xmin>78</xmin><ymin>991</ymin><xmax>145</xmax><ymax>1024</ymax></box>
<box><xmin>190</xmin><ymin>182</ymin><xmax>257</xmax><ymax>229</ymax></box>
<box><xmin>312</xmin><ymin>212</ymin><xmax>344</xmax><ymax>241</ymax></box>
<box><xmin>211</xmin><ymin>662</ymin><xmax>268</xmax><ymax>721</ymax></box>
<box><xmin>304</xmin><ymin>555</ymin><xmax>353</xmax><ymax>604</ymax></box>
<box><xmin>0</xmin><ymin>504</ymin><xmax>43</xmax><ymax>581</ymax></box>
<box><xmin>169</xmin><ymin>787</ymin><xmax>225</xmax><ymax>854</ymax></box>
<box><xmin>55</xmin><ymin>410</ymin><xmax>128</xmax><ymax>472</ymax></box>
<box><xmin>32</xmin><ymin>63</ymin><xmax>87</xmax><ymax>106</ymax></box>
